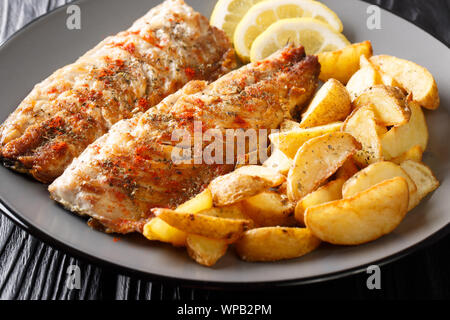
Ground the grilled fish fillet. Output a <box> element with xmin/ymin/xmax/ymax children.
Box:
<box><xmin>49</xmin><ymin>46</ymin><xmax>320</xmax><ymax>234</ymax></box>
<box><xmin>0</xmin><ymin>0</ymin><xmax>235</xmax><ymax>183</ymax></box>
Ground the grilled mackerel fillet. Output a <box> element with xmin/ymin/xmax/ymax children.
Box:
<box><xmin>0</xmin><ymin>0</ymin><xmax>235</xmax><ymax>183</ymax></box>
<box><xmin>49</xmin><ymin>46</ymin><xmax>320</xmax><ymax>234</ymax></box>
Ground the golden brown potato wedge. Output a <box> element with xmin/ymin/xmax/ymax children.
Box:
<box><xmin>186</xmin><ymin>235</ymin><xmax>228</xmax><ymax>267</ymax></box>
<box><xmin>270</xmin><ymin>122</ymin><xmax>343</xmax><ymax>159</ymax></box>
<box><xmin>242</xmin><ymin>191</ymin><xmax>296</xmax><ymax>227</ymax></box>
<box><xmin>209</xmin><ymin>165</ymin><xmax>285</xmax><ymax>206</ymax></box>
<box><xmin>262</xmin><ymin>148</ymin><xmax>293</xmax><ymax>175</ymax></box>
<box><xmin>390</xmin><ymin>145</ymin><xmax>423</xmax><ymax>164</ymax></box>
<box><xmin>154</xmin><ymin>208</ymin><xmax>252</xmax><ymax>242</ymax></box>
<box><xmin>353</xmin><ymin>85</ymin><xmax>411</xmax><ymax>126</ymax></box>
<box><xmin>143</xmin><ymin>218</ymin><xmax>187</xmax><ymax>247</ymax></box>
<box><xmin>175</xmin><ymin>188</ymin><xmax>213</xmax><ymax>213</ymax></box>
<box><xmin>295</xmin><ymin>178</ymin><xmax>345</xmax><ymax>225</ymax></box>
<box><xmin>381</xmin><ymin>100</ymin><xmax>428</xmax><ymax>159</ymax></box>
<box><xmin>346</xmin><ymin>55</ymin><xmax>381</xmax><ymax>101</ymax></box>
<box><xmin>343</xmin><ymin>106</ymin><xmax>383</xmax><ymax>166</ymax></box>
<box><xmin>318</xmin><ymin>41</ymin><xmax>373</xmax><ymax>84</ymax></box>
<box><xmin>300</xmin><ymin>79</ymin><xmax>352</xmax><ymax>128</ymax></box>
<box><xmin>342</xmin><ymin>161</ymin><xmax>417</xmax><ymax>210</ymax></box>
<box><xmin>143</xmin><ymin>189</ymin><xmax>215</xmax><ymax>247</ymax></box>
<box><xmin>400</xmin><ymin>160</ymin><xmax>439</xmax><ymax>209</ymax></box>
<box><xmin>235</xmin><ymin>227</ymin><xmax>320</xmax><ymax>262</ymax></box>
<box><xmin>370</xmin><ymin>55</ymin><xmax>440</xmax><ymax>110</ymax></box>
<box><xmin>287</xmin><ymin>132</ymin><xmax>360</xmax><ymax>201</ymax></box>
<box><xmin>305</xmin><ymin>177</ymin><xmax>409</xmax><ymax>245</ymax></box>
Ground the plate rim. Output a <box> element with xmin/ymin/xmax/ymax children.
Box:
<box><xmin>2</xmin><ymin>197</ymin><xmax>449</xmax><ymax>288</ymax></box>
<box><xmin>0</xmin><ymin>0</ymin><xmax>449</xmax><ymax>288</ymax></box>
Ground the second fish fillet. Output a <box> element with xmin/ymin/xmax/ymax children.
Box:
<box><xmin>49</xmin><ymin>46</ymin><xmax>320</xmax><ymax>233</ymax></box>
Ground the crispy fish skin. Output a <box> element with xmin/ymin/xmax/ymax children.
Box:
<box><xmin>0</xmin><ymin>0</ymin><xmax>235</xmax><ymax>183</ymax></box>
<box><xmin>49</xmin><ymin>46</ymin><xmax>320</xmax><ymax>234</ymax></box>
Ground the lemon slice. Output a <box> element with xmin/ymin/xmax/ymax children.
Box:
<box><xmin>210</xmin><ymin>0</ymin><xmax>265</xmax><ymax>41</ymax></box>
<box><xmin>234</xmin><ymin>0</ymin><xmax>344</xmax><ymax>61</ymax></box>
<box><xmin>250</xmin><ymin>18</ymin><xmax>350</xmax><ymax>62</ymax></box>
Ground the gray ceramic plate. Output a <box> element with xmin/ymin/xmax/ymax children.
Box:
<box><xmin>0</xmin><ymin>0</ymin><xmax>449</xmax><ymax>286</ymax></box>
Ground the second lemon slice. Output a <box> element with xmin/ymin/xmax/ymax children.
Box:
<box><xmin>250</xmin><ymin>18</ymin><xmax>350</xmax><ymax>62</ymax></box>
<box><xmin>234</xmin><ymin>0</ymin><xmax>344</xmax><ymax>62</ymax></box>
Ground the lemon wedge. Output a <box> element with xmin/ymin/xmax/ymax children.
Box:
<box><xmin>250</xmin><ymin>18</ymin><xmax>350</xmax><ymax>62</ymax></box>
<box><xmin>234</xmin><ymin>0</ymin><xmax>344</xmax><ymax>62</ymax></box>
<box><xmin>210</xmin><ymin>0</ymin><xmax>265</xmax><ymax>41</ymax></box>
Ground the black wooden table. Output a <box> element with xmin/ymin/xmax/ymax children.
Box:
<box><xmin>0</xmin><ymin>0</ymin><xmax>449</xmax><ymax>300</ymax></box>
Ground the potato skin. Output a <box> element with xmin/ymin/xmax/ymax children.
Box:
<box><xmin>154</xmin><ymin>208</ymin><xmax>252</xmax><ymax>242</ymax></box>
<box><xmin>295</xmin><ymin>178</ymin><xmax>345</xmax><ymax>225</ymax></box>
<box><xmin>318</xmin><ymin>41</ymin><xmax>373</xmax><ymax>84</ymax></box>
<box><xmin>186</xmin><ymin>235</ymin><xmax>228</xmax><ymax>267</ymax></box>
<box><xmin>305</xmin><ymin>177</ymin><xmax>409</xmax><ymax>245</ymax></box>
<box><xmin>342</xmin><ymin>161</ymin><xmax>417</xmax><ymax>210</ymax></box>
<box><xmin>380</xmin><ymin>100</ymin><xmax>428</xmax><ymax>159</ymax></box>
<box><xmin>343</xmin><ymin>106</ymin><xmax>383</xmax><ymax>166</ymax></box>
<box><xmin>243</xmin><ymin>191</ymin><xmax>297</xmax><ymax>227</ymax></box>
<box><xmin>287</xmin><ymin>132</ymin><xmax>360</xmax><ymax>201</ymax></box>
<box><xmin>300</xmin><ymin>79</ymin><xmax>352</xmax><ymax>128</ymax></box>
<box><xmin>400</xmin><ymin>160</ymin><xmax>439</xmax><ymax>209</ymax></box>
<box><xmin>270</xmin><ymin>122</ymin><xmax>343</xmax><ymax>159</ymax></box>
<box><xmin>235</xmin><ymin>227</ymin><xmax>320</xmax><ymax>262</ymax></box>
<box><xmin>353</xmin><ymin>85</ymin><xmax>411</xmax><ymax>127</ymax></box>
<box><xmin>370</xmin><ymin>55</ymin><xmax>440</xmax><ymax>110</ymax></box>
<box><xmin>209</xmin><ymin>165</ymin><xmax>285</xmax><ymax>206</ymax></box>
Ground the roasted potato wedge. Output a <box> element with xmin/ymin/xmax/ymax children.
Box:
<box><xmin>209</xmin><ymin>165</ymin><xmax>285</xmax><ymax>206</ymax></box>
<box><xmin>186</xmin><ymin>235</ymin><xmax>228</xmax><ymax>267</ymax></box>
<box><xmin>295</xmin><ymin>178</ymin><xmax>345</xmax><ymax>225</ymax></box>
<box><xmin>243</xmin><ymin>191</ymin><xmax>296</xmax><ymax>227</ymax></box>
<box><xmin>270</xmin><ymin>122</ymin><xmax>343</xmax><ymax>159</ymax></box>
<box><xmin>381</xmin><ymin>100</ymin><xmax>428</xmax><ymax>159</ymax></box>
<box><xmin>300</xmin><ymin>79</ymin><xmax>351</xmax><ymax>128</ymax></box>
<box><xmin>370</xmin><ymin>55</ymin><xmax>439</xmax><ymax>110</ymax></box>
<box><xmin>400</xmin><ymin>160</ymin><xmax>439</xmax><ymax>209</ymax></box>
<box><xmin>176</xmin><ymin>188</ymin><xmax>213</xmax><ymax>213</ymax></box>
<box><xmin>262</xmin><ymin>148</ymin><xmax>293</xmax><ymax>175</ymax></box>
<box><xmin>154</xmin><ymin>209</ymin><xmax>252</xmax><ymax>242</ymax></box>
<box><xmin>287</xmin><ymin>132</ymin><xmax>360</xmax><ymax>201</ymax></box>
<box><xmin>346</xmin><ymin>55</ymin><xmax>381</xmax><ymax>100</ymax></box>
<box><xmin>353</xmin><ymin>85</ymin><xmax>411</xmax><ymax>126</ymax></box>
<box><xmin>318</xmin><ymin>41</ymin><xmax>373</xmax><ymax>84</ymax></box>
<box><xmin>390</xmin><ymin>145</ymin><xmax>424</xmax><ymax>164</ymax></box>
<box><xmin>143</xmin><ymin>189</ymin><xmax>213</xmax><ymax>246</ymax></box>
<box><xmin>305</xmin><ymin>177</ymin><xmax>409</xmax><ymax>245</ymax></box>
<box><xmin>343</xmin><ymin>106</ymin><xmax>383</xmax><ymax>166</ymax></box>
<box><xmin>342</xmin><ymin>161</ymin><xmax>417</xmax><ymax>210</ymax></box>
<box><xmin>235</xmin><ymin>227</ymin><xmax>320</xmax><ymax>262</ymax></box>
<box><xmin>143</xmin><ymin>218</ymin><xmax>187</xmax><ymax>247</ymax></box>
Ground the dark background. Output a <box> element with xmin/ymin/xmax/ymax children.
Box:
<box><xmin>0</xmin><ymin>0</ymin><xmax>449</xmax><ymax>300</ymax></box>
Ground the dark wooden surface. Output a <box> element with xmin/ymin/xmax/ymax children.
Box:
<box><xmin>0</xmin><ymin>0</ymin><xmax>449</xmax><ymax>300</ymax></box>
